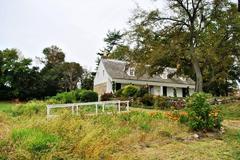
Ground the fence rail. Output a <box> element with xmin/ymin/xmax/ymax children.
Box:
<box><xmin>47</xmin><ymin>100</ymin><xmax>130</xmax><ymax>117</ymax></box>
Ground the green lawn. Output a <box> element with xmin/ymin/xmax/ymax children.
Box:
<box><xmin>0</xmin><ymin>102</ymin><xmax>15</xmax><ymax>112</ymax></box>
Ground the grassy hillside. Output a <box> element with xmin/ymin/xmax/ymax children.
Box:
<box><xmin>0</xmin><ymin>102</ymin><xmax>239</xmax><ymax>159</ymax></box>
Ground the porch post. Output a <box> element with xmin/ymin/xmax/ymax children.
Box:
<box><xmin>160</xmin><ymin>86</ymin><xmax>163</xmax><ymax>96</ymax></box>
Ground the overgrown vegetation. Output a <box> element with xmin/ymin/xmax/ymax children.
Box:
<box><xmin>185</xmin><ymin>93</ymin><xmax>223</xmax><ymax>131</ymax></box>
<box><xmin>51</xmin><ymin>89</ymin><xmax>98</xmax><ymax>103</ymax></box>
<box><xmin>0</xmin><ymin>97</ymin><xmax>239</xmax><ymax>159</ymax></box>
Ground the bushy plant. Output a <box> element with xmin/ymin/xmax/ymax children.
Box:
<box><xmin>52</xmin><ymin>91</ymin><xmax>76</xmax><ymax>103</ymax></box>
<box><xmin>50</xmin><ymin>89</ymin><xmax>98</xmax><ymax>103</ymax></box>
<box><xmin>80</xmin><ymin>90</ymin><xmax>98</xmax><ymax>102</ymax></box>
<box><xmin>122</xmin><ymin>85</ymin><xmax>138</xmax><ymax>97</ymax></box>
<box><xmin>100</xmin><ymin>93</ymin><xmax>113</xmax><ymax>101</ymax></box>
<box><xmin>141</xmin><ymin>94</ymin><xmax>154</xmax><ymax>106</ymax></box>
<box><xmin>136</xmin><ymin>86</ymin><xmax>148</xmax><ymax>97</ymax></box>
<box><xmin>154</xmin><ymin>96</ymin><xmax>171</xmax><ymax>110</ymax></box>
<box><xmin>11</xmin><ymin>101</ymin><xmax>46</xmax><ymax>117</ymax></box>
<box><xmin>186</xmin><ymin>92</ymin><xmax>223</xmax><ymax>131</ymax></box>
<box><xmin>172</xmin><ymin>98</ymin><xmax>186</xmax><ymax>109</ymax></box>
<box><xmin>12</xmin><ymin>128</ymin><xmax>59</xmax><ymax>153</ymax></box>
<box><xmin>115</xmin><ymin>88</ymin><xmax>123</xmax><ymax>97</ymax></box>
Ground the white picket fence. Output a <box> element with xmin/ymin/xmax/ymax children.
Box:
<box><xmin>47</xmin><ymin>100</ymin><xmax>130</xmax><ymax>117</ymax></box>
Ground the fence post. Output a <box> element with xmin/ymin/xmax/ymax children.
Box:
<box><xmin>127</xmin><ymin>101</ymin><xmax>129</xmax><ymax>112</ymax></box>
<box><xmin>96</xmin><ymin>104</ymin><xmax>98</xmax><ymax>115</ymax></box>
<box><xmin>118</xmin><ymin>101</ymin><xmax>121</xmax><ymax>113</ymax></box>
<box><xmin>76</xmin><ymin>106</ymin><xmax>79</xmax><ymax>116</ymax></box>
<box><xmin>102</xmin><ymin>103</ymin><xmax>105</xmax><ymax>112</ymax></box>
<box><xmin>47</xmin><ymin>106</ymin><xmax>50</xmax><ymax>116</ymax></box>
<box><xmin>72</xmin><ymin>106</ymin><xmax>74</xmax><ymax>115</ymax></box>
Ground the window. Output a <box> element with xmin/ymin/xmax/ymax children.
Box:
<box><xmin>182</xmin><ymin>87</ymin><xmax>190</xmax><ymax>97</ymax></box>
<box><xmin>162</xmin><ymin>73</ymin><xmax>168</xmax><ymax>79</ymax></box>
<box><xmin>129</xmin><ymin>68</ymin><xmax>135</xmax><ymax>76</ymax></box>
<box><xmin>116</xmin><ymin>83</ymin><xmax>121</xmax><ymax>91</ymax></box>
<box><xmin>163</xmin><ymin>86</ymin><xmax>167</xmax><ymax>96</ymax></box>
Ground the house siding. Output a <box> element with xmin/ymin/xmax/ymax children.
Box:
<box><xmin>94</xmin><ymin>83</ymin><xmax>107</xmax><ymax>95</ymax></box>
<box><xmin>94</xmin><ymin>61</ymin><xmax>113</xmax><ymax>94</ymax></box>
<box><xmin>94</xmin><ymin>59</ymin><xmax>196</xmax><ymax>97</ymax></box>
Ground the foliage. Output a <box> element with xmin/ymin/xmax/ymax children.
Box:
<box><xmin>11</xmin><ymin>101</ymin><xmax>46</xmax><ymax>117</ymax></box>
<box><xmin>81</xmin><ymin>70</ymin><xmax>95</xmax><ymax>90</ymax></box>
<box><xmin>79</xmin><ymin>90</ymin><xmax>98</xmax><ymax>102</ymax></box>
<box><xmin>136</xmin><ymin>86</ymin><xmax>149</xmax><ymax>97</ymax></box>
<box><xmin>186</xmin><ymin>92</ymin><xmax>223</xmax><ymax>131</ymax></box>
<box><xmin>122</xmin><ymin>85</ymin><xmax>138</xmax><ymax>97</ymax></box>
<box><xmin>115</xmin><ymin>88</ymin><xmax>124</xmax><ymax>97</ymax></box>
<box><xmin>100</xmin><ymin>93</ymin><xmax>113</xmax><ymax>101</ymax></box>
<box><xmin>0</xmin><ymin>101</ymin><xmax>239</xmax><ymax>159</ymax></box>
<box><xmin>140</xmin><ymin>94</ymin><xmax>154</xmax><ymax>106</ymax></box>
<box><xmin>0</xmin><ymin>49</ymin><xmax>45</xmax><ymax>100</ymax></box>
<box><xmin>60</xmin><ymin>62</ymin><xmax>83</xmax><ymax>91</ymax></box>
<box><xmin>52</xmin><ymin>91</ymin><xmax>77</xmax><ymax>103</ymax></box>
<box><xmin>12</xmin><ymin>128</ymin><xmax>59</xmax><ymax>154</ymax></box>
<box><xmin>171</xmin><ymin>98</ymin><xmax>186</xmax><ymax>109</ymax></box>
<box><xmin>51</xmin><ymin>89</ymin><xmax>98</xmax><ymax>103</ymax></box>
<box><xmin>154</xmin><ymin>96</ymin><xmax>171</xmax><ymax>110</ymax></box>
<box><xmin>40</xmin><ymin>46</ymin><xmax>84</xmax><ymax>96</ymax></box>
<box><xmin>99</xmin><ymin>0</ymin><xmax>240</xmax><ymax>95</ymax></box>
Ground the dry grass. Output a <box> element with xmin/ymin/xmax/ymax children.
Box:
<box><xmin>0</xmin><ymin>102</ymin><xmax>239</xmax><ymax>159</ymax></box>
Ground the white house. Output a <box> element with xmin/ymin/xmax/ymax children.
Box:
<box><xmin>94</xmin><ymin>59</ymin><xmax>195</xmax><ymax>97</ymax></box>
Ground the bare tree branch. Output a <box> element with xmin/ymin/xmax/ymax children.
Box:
<box><xmin>176</xmin><ymin>0</ymin><xmax>193</xmax><ymax>19</ymax></box>
<box><xmin>155</xmin><ymin>17</ymin><xmax>190</xmax><ymax>27</ymax></box>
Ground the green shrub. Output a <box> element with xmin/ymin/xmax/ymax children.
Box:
<box><xmin>122</xmin><ymin>85</ymin><xmax>138</xmax><ymax>97</ymax></box>
<box><xmin>136</xmin><ymin>86</ymin><xmax>148</xmax><ymax>97</ymax></box>
<box><xmin>179</xmin><ymin>114</ymin><xmax>189</xmax><ymax>124</ymax></box>
<box><xmin>11</xmin><ymin>101</ymin><xmax>46</xmax><ymax>117</ymax></box>
<box><xmin>75</xmin><ymin>89</ymin><xmax>85</xmax><ymax>101</ymax></box>
<box><xmin>154</xmin><ymin>96</ymin><xmax>171</xmax><ymax>109</ymax></box>
<box><xmin>115</xmin><ymin>88</ymin><xmax>123</xmax><ymax>97</ymax></box>
<box><xmin>80</xmin><ymin>90</ymin><xmax>98</xmax><ymax>102</ymax></box>
<box><xmin>139</xmin><ymin>123</ymin><xmax>151</xmax><ymax>132</ymax></box>
<box><xmin>12</xmin><ymin>128</ymin><xmax>59</xmax><ymax>153</ymax></box>
<box><xmin>141</xmin><ymin>94</ymin><xmax>154</xmax><ymax>106</ymax></box>
<box><xmin>186</xmin><ymin>92</ymin><xmax>223</xmax><ymax>131</ymax></box>
<box><xmin>51</xmin><ymin>89</ymin><xmax>98</xmax><ymax>103</ymax></box>
<box><xmin>52</xmin><ymin>91</ymin><xmax>76</xmax><ymax>103</ymax></box>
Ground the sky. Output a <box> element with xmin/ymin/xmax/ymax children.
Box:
<box><xmin>0</xmin><ymin>0</ymin><xmax>167</xmax><ymax>70</ymax></box>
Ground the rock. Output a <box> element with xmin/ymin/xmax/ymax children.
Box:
<box><xmin>220</xmin><ymin>127</ymin><xmax>225</xmax><ymax>134</ymax></box>
<box><xmin>193</xmin><ymin>134</ymin><xmax>199</xmax><ymax>139</ymax></box>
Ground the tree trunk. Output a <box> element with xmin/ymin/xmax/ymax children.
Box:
<box><xmin>189</xmin><ymin>27</ymin><xmax>203</xmax><ymax>92</ymax></box>
<box><xmin>192</xmin><ymin>57</ymin><xmax>203</xmax><ymax>92</ymax></box>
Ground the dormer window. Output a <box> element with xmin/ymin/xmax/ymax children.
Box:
<box><xmin>161</xmin><ymin>73</ymin><xmax>168</xmax><ymax>79</ymax></box>
<box><xmin>128</xmin><ymin>67</ymin><xmax>135</xmax><ymax>76</ymax></box>
<box><xmin>179</xmin><ymin>77</ymin><xmax>186</xmax><ymax>81</ymax></box>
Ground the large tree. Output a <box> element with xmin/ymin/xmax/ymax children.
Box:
<box><xmin>98</xmin><ymin>30</ymin><xmax>131</xmax><ymax>61</ymax></box>
<box><xmin>0</xmin><ymin>49</ymin><xmax>44</xmax><ymax>100</ymax></box>
<box><xmin>40</xmin><ymin>46</ymin><xmax>66</xmax><ymax>96</ymax></box>
<box><xmin>128</xmin><ymin>0</ymin><xmax>240</xmax><ymax>92</ymax></box>
<box><xmin>60</xmin><ymin>62</ymin><xmax>83</xmax><ymax>91</ymax></box>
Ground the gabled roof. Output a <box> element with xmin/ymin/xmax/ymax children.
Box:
<box><xmin>101</xmin><ymin>59</ymin><xmax>195</xmax><ymax>86</ymax></box>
